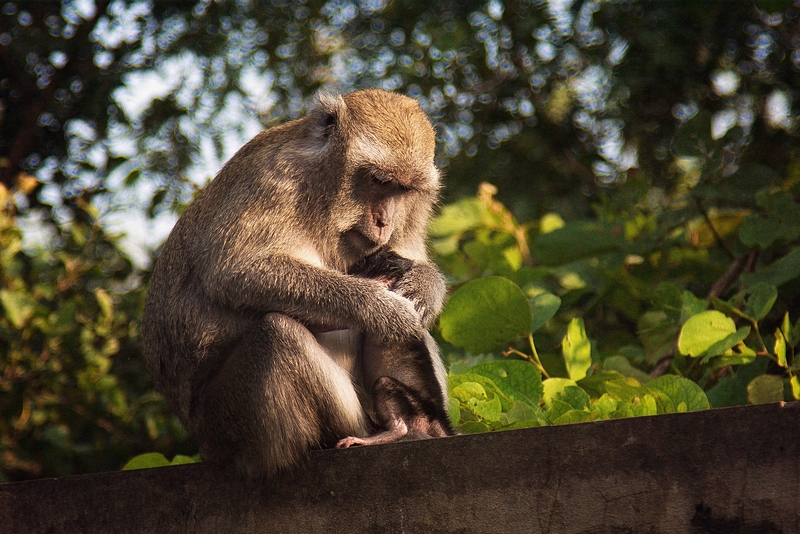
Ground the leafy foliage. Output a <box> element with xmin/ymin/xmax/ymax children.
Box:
<box><xmin>436</xmin><ymin>183</ymin><xmax>799</xmax><ymax>432</ymax></box>
<box><xmin>0</xmin><ymin>187</ymin><xmax>193</xmax><ymax>482</ymax></box>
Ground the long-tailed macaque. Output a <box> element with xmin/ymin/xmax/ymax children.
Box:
<box><xmin>141</xmin><ymin>89</ymin><xmax>453</xmax><ymax>479</ymax></box>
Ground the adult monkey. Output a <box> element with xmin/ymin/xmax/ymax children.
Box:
<box><xmin>141</xmin><ymin>89</ymin><xmax>453</xmax><ymax>479</ymax></box>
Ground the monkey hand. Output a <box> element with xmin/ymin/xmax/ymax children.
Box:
<box><xmin>391</xmin><ymin>268</ymin><xmax>446</xmax><ymax>328</ymax></box>
<box><xmin>369</xmin><ymin>288</ymin><xmax>426</xmax><ymax>345</ymax></box>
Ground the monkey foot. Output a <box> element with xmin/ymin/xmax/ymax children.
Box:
<box><xmin>335</xmin><ymin>420</ymin><xmax>408</xmax><ymax>448</ymax></box>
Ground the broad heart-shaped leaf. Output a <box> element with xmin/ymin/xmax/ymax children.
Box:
<box><xmin>529</xmin><ymin>292</ymin><xmax>561</xmax><ymax>333</ymax></box>
<box><xmin>677</xmin><ymin>310</ymin><xmax>737</xmax><ymax>357</ymax></box>
<box><xmin>562</xmin><ymin>317</ymin><xmax>592</xmax><ymax>381</ymax></box>
<box><xmin>440</xmin><ymin>276</ymin><xmax>532</xmax><ymax>354</ymax></box>
<box><xmin>746</xmin><ymin>375</ymin><xmax>784</xmax><ymax>404</ymax></box>
<box><xmin>646</xmin><ymin>375</ymin><xmax>710</xmax><ymax>412</ymax></box>
<box><xmin>466</xmin><ymin>360</ymin><xmax>544</xmax><ymax>407</ymax></box>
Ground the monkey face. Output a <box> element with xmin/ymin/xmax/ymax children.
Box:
<box><xmin>341</xmin><ymin>167</ymin><xmax>408</xmax><ymax>252</ymax></box>
<box><xmin>334</xmin><ymin>92</ymin><xmax>439</xmax><ymax>257</ymax></box>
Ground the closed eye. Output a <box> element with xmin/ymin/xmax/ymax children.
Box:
<box><xmin>371</xmin><ymin>171</ymin><xmax>393</xmax><ymax>185</ymax></box>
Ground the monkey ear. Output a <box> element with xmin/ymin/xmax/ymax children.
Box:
<box><xmin>315</xmin><ymin>93</ymin><xmax>347</xmax><ymax>140</ymax></box>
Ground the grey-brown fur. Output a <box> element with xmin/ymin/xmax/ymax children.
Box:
<box><xmin>141</xmin><ymin>90</ymin><xmax>451</xmax><ymax>479</ymax></box>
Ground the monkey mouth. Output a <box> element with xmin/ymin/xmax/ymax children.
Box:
<box><xmin>342</xmin><ymin>228</ymin><xmax>387</xmax><ymax>254</ymax></box>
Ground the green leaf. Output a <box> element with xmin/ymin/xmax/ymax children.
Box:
<box><xmin>678</xmin><ymin>310</ymin><xmax>737</xmax><ymax>357</ymax></box>
<box><xmin>630</xmin><ymin>393</ymin><xmax>660</xmax><ymax>416</ymax></box>
<box><xmin>590</xmin><ymin>394</ymin><xmax>619</xmax><ymax>419</ymax></box>
<box><xmin>706</xmin><ymin>358</ymin><xmax>768</xmax><ymax>407</ymax></box>
<box><xmin>742</xmin><ymin>248</ymin><xmax>800</xmax><ymax>288</ymax></box>
<box><xmin>546</xmin><ymin>399</ymin><xmax>575</xmax><ymax>422</ymax></box>
<box><xmin>578</xmin><ymin>372</ymin><xmax>644</xmax><ymax>402</ymax></box>
<box><xmin>541</xmin><ymin>378</ymin><xmax>578</xmax><ymax>408</ymax></box>
<box><xmin>551</xmin><ymin>409</ymin><xmax>592</xmax><ymax>425</ymax></box>
<box><xmin>646</xmin><ymin>375</ymin><xmax>710</xmax><ymax>412</ymax></box>
<box><xmin>440</xmin><ymin>276</ymin><xmax>532</xmax><ymax>353</ymax></box>
<box><xmin>739</xmin><ymin>191</ymin><xmax>800</xmax><ymax>248</ymax></box>
<box><xmin>0</xmin><ymin>289</ymin><xmax>37</xmax><ymax>328</ymax></box>
<box><xmin>602</xmin><ymin>355</ymin><xmax>652</xmax><ymax>384</ymax></box>
<box><xmin>791</xmin><ymin>376</ymin><xmax>800</xmax><ymax>401</ymax></box>
<box><xmin>701</xmin><ymin>326</ymin><xmax>751</xmax><ymax>362</ymax></box>
<box><xmin>711</xmin><ymin>296</ymin><xmax>750</xmax><ymax>321</ymax></box>
<box><xmin>448</xmin><ymin>397</ymin><xmax>461</xmax><ymax>425</ymax></box>
<box><xmin>451</xmin><ymin>381</ymin><xmax>503</xmax><ymax>421</ymax></box>
<box><xmin>746</xmin><ymin>375</ymin><xmax>784</xmax><ymax>404</ymax></box>
<box><xmin>499</xmin><ymin>401</ymin><xmax>547</xmax><ymax>427</ymax></box>
<box><xmin>95</xmin><ymin>288</ymin><xmax>114</xmax><ymax>318</ymax></box>
<box><xmin>654</xmin><ymin>283</ymin><xmax>683</xmax><ymax>322</ymax></box>
<box><xmin>533</xmin><ymin>220</ymin><xmax>626</xmax><ymax>266</ymax></box>
<box><xmin>122</xmin><ymin>452</ymin><xmax>171</xmax><ymax>470</ymax></box>
<box><xmin>637</xmin><ymin>311</ymin><xmax>680</xmax><ymax>365</ymax></box>
<box><xmin>459</xmin><ymin>421</ymin><xmax>492</xmax><ymax>433</ymax></box>
<box><xmin>680</xmin><ymin>290</ymin><xmax>709</xmax><ymax>323</ymax></box>
<box><xmin>562</xmin><ymin>317</ymin><xmax>592</xmax><ymax>381</ymax></box>
<box><xmin>729</xmin><ymin>282</ymin><xmax>778</xmax><ymax>322</ymax></box>
<box><xmin>780</xmin><ymin>312</ymin><xmax>799</xmax><ymax>347</ymax></box>
<box><xmin>466</xmin><ymin>360</ymin><xmax>544</xmax><ymax>407</ymax></box>
<box><xmin>554</xmin><ymin>385</ymin><xmax>590</xmax><ymax>411</ymax></box>
<box><xmin>775</xmin><ymin>329</ymin><xmax>787</xmax><ymax>368</ymax></box>
<box><xmin>529</xmin><ymin>292</ymin><xmax>561</xmax><ymax>333</ymax></box>
<box><xmin>170</xmin><ymin>455</ymin><xmax>198</xmax><ymax>465</ymax></box>
<box><xmin>428</xmin><ymin>197</ymin><xmax>486</xmax><ymax>237</ymax></box>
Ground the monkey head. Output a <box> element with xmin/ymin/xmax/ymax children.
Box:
<box><xmin>309</xmin><ymin>90</ymin><xmax>441</xmax><ymax>264</ymax></box>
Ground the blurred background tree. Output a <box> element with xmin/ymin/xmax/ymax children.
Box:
<box><xmin>1</xmin><ymin>0</ymin><xmax>798</xmax><ymax>481</ymax></box>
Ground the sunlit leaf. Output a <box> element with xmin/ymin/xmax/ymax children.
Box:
<box><xmin>0</xmin><ymin>289</ymin><xmax>37</xmax><ymax>328</ymax></box>
<box><xmin>678</xmin><ymin>310</ymin><xmax>736</xmax><ymax>357</ymax></box>
<box><xmin>466</xmin><ymin>360</ymin><xmax>544</xmax><ymax>407</ymax></box>
<box><xmin>562</xmin><ymin>318</ymin><xmax>592</xmax><ymax>381</ymax></box>
<box><xmin>122</xmin><ymin>452</ymin><xmax>170</xmax><ymax>470</ymax></box>
<box><xmin>647</xmin><ymin>375</ymin><xmax>710</xmax><ymax>412</ymax></box>
<box><xmin>775</xmin><ymin>329</ymin><xmax>787</xmax><ymax>369</ymax></box>
<box><xmin>440</xmin><ymin>276</ymin><xmax>531</xmax><ymax>353</ymax></box>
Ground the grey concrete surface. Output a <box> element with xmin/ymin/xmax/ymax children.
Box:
<box><xmin>1</xmin><ymin>402</ymin><xmax>798</xmax><ymax>533</ymax></box>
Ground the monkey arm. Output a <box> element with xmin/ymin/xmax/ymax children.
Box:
<box><xmin>206</xmin><ymin>254</ymin><xmax>425</xmax><ymax>344</ymax></box>
<box><xmin>349</xmin><ymin>247</ymin><xmax>446</xmax><ymax>329</ymax></box>
<box><xmin>392</xmin><ymin>260</ymin><xmax>446</xmax><ymax>328</ymax></box>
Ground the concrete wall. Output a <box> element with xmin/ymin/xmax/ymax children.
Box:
<box><xmin>1</xmin><ymin>402</ymin><xmax>798</xmax><ymax>533</ymax></box>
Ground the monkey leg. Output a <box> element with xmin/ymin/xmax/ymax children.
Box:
<box><xmin>336</xmin><ymin>376</ymin><xmax>452</xmax><ymax>448</ymax></box>
<box><xmin>336</xmin><ymin>333</ymin><xmax>453</xmax><ymax>449</ymax></box>
<box><xmin>190</xmin><ymin>313</ymin><xmax>370</xmax><ymax>478</ymax></box>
